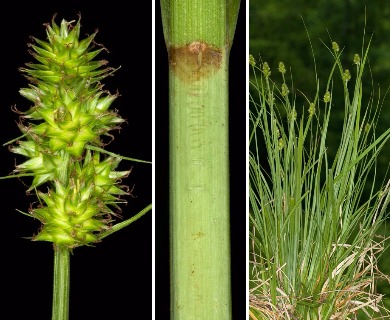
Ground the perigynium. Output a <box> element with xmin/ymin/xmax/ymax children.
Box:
<box><xmin>249</xmin><ymin>36</ymin><xmax>390</xmax><ymax>319</ymax></box>
<box><xmin>1</xmin><ymin>15</ymin><xmax>151</xmax><ymax>319</ymax></box>
<box><xmin>9</xmin><ymin>15</ymin><xmax>142</xmax><ymax>247</ymax></box>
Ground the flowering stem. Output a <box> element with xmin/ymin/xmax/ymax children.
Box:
<box><xmin>3</xmin><ymin>17</ymin><xmax>152</xmax><ymax>319</ymax></box>
<box><xmin>52</xmin><ymin>246</ymin><xmax>70</xmax><ymax>320</ymax></box>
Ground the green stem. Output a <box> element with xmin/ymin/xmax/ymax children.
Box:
<box><xmin>161</xmin><ymin>1</ymin><xmax>240</xmax><ymax>319</ymax></box>
<box><xmin>52</xmin><ymin>245</ymin><xmax>70</xmax><ymax>320</ymax></box>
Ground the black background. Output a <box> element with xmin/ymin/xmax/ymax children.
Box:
<box><xmin>154</xmin><ymin>1</ymin><xmax>246</xmax><ymax>319</ymax></box>
<box><xmin>1</xmin><ymin>1</ymin><xmax>152</xmax><ymax>319</ymax></box>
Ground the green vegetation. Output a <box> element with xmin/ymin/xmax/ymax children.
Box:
<box><xmin>250</xmin><ymin>3</ymin><xmax>390</xmax><ymax>317</ymax></box>
<box><xmin>249</xmin><ymin>34</ymin><xmax>390</xmax><ymax>319</ymax></box>
<box><xmin>249</xmin><ymin>1</ymin><xmax>390</xmax><ymax>180</ymax></box>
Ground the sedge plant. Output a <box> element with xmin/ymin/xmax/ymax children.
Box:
<box><xmin>160</xmin><ymin>0</ymin><xmax>240</xmax><ymax>318</ymax></box>
<box><xmin>1</xmin><ymin>16</ymin><xmax>152</xmax><ymax>320</ymax></box>
<box><xmin>249</xmin><ymin>36</ymin><xmax>390</xmax><ymax>319</ymax></box>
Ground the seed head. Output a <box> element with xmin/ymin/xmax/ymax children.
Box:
<box><xmin>342</xmin><ymin>69</ymin><xmax>351</xmax><ymax>82</ymax></box>
<box><xmin>278</xmin><ymin>62</ymin><xmax>286</xmax><ymax>74</ymax></box>
<box><xmin>332</xmin><ymin>41</ymin><xmax>339</xmax><ymax>53</ymax></box>
<box><xmin>281</xmin><ymin>83</ymin><xmax>289</xmax><ymax>97</ymax></box>
<box><xmin>308</xmin><ymin>103</ymin><xmax>315</xmax><ymax>117</ymax></box>
<box><xmin>288</xmin><ymin>109</ymin><xmax>297</xmax><ymax>121</ymax></box>
<box><xmin>12</xmin><ymin>16</ymin><xmax>130</xmax><ymax>248</ymax></box>
<box><xmin>262</xmin><ymin>62</ymin><xmax>271</xmax><ymax>77</ymax></box>
<box><xmin>278</xmin><ymin>138</ymin><xmax>284</xmax><ymax>150</ymax></box>
<box><xmin>324</xmin><ymin>91</ymin><xmax>331</xmax><ymax>103</ymax></box>
<box><xmin>249</xmin><ymin>54</ymin><xmax>256</xmax><ymax>67</ymax></box>
<box><xmin>353</xmin><ymin>54</ymin><xmax>360</xmax><ymax>65</ymax></box>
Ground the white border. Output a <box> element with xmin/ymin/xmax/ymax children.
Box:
<box><xmin>245</xmin><ymin>1</ymin><xmax>249</xmax><ymax>318</ymax></box>
<box><xmin>152</xmin><ymin>0</ymin><xmax>156</xmax><ymax>319</ymax></box>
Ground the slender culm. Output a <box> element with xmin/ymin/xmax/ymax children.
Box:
<box><xmin>161</xmin><ymin>1</ymin><xmax>240</xmax><ymax>319</ymax></box>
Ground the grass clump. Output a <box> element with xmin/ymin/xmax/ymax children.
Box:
<box><xmin>249</xmin><ymin>36</ymin><xmax>390</xmax><ymax>319</ymax></box>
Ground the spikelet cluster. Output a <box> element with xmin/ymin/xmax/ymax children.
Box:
<box><xmin>11</xmin><ymin>16</ymin><xmax>130</xmax><ymax>247</ymax></box>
